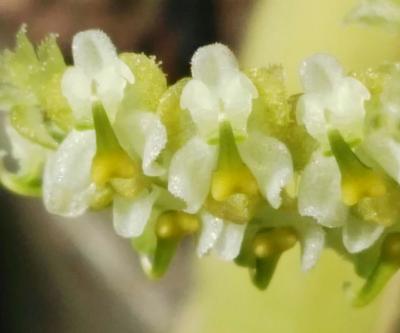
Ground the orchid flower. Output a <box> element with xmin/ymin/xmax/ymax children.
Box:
<box><xmin>296</xmin><ymin>54</ymin><xmax>386</xmax><ymax>253</ymax></box>
<box><xmin>61</xmin><ymin>30</ymin><xmax>134</xmax><ymax>127</ymax></box>
<box><xmin>3</xmin><ymin>22</ymin><xmax>400</xmax><ymax>303</ymax></box>
<box><xmin>168</xmin><ymin>44</ymin><xmax>293</xmax><ymax>260</ymax></box>
<box><xmin>43</xmin><ymin>30</ymin><xmax>167</xmax><ymax>241</ymax></box>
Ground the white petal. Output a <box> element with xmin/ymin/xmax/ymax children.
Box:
<box><xmin>191</xmin><ymin>43</ymin><xmax>239</xmax><ymax>87</ymax></box>
<box><xmin>197</xmin><ymin>211</ymin><xmax>224</xmax><ymax>257</ymax></box>
<box><xmin>43</xmin><ymin>130</ymin><xmax>96</xmax><ymax>217</ymax></box>
<box><xmin>296</xmin><ymin>220</ymin><xmax>325</xmax><ymax>271</ymax></box>
<box><xmin>180</xmin><ymin>79</ymin><xmax>219</xmax><ymax>140</ymax></box>
<box><xmin>113</xmin><ymin>188</ymin><xmax>159</xmax><ymax>238</ymax></box>
<box><xmin>239</xmin><ymin>131</ymin><xmax>293</xmax><ymax>208</ymax></box>
<box><xmin>168</xmin><ymin>137</ymin><xmax>217</xmax><ymax>213</ymax></box>
<box><xmin>220</xmin><ymin>73</ymin><xmax>258</xmax><ymax>137</ymax></box>
<box><xmin>300</xmin><ymin>53</ymin><xmax>343</xmax><ymax>93</ymax></box>
<box><xmin>95</xmin><ymin>65</ymin><xmax>127</xmax><ymax>122</ymax></box>
<box><xmin>117</xmin><ymin>58</ymin><xmax>135</xmax><ymax>84</ymax></box>
<box><xmin>362</xmin><ymin>132</ymin><xmax>400</xmax><ymax>183</ymax></box>
<box><xmin>72</xmin><ymin>30</ymin><xmax>118</xmax><ymax>78</ymax></box>
<box><xmin>115</xmin><ymin>111</ymin><xmax>167</xmax><ymax>176</ymax></box>
<box><xmin>213</xmin><ymin>222</ymin><xmax>246</xmax><ymax>261</ymax></box>
<box><xmin>61</xmin><ymin>67</ymin><xmax>92</xmax><ymax>124</ymax></box>
<box><xmin>331</xmin><ymin>77</ymin><xmax>369</xmax><ymax>143</ymax></box>
<box><xmin>343</xmin><ymin>214</ymin><xmax>384</xmax><ymax>253</ymax></box>
<box><xmin>298</xmin><ymin>152</ymin><xmax>348</xmax><ymax>227</ymax></box>
<box><xmin>297</xmin><ymin>54</ymin><xmax>369</xmax><ymax>145</ymax></box>
<box><xmin>296</xmin><ymin>94</ymin><xmax>328</xmax><ymax>146</ymax></box>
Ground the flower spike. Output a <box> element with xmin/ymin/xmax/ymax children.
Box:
<box><xmin>3</xmin><ymin>24</ymin><xmax>400</xmax><ymax>302</ymax></box>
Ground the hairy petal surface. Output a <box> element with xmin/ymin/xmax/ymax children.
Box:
<box><xmin>300</xmin><ymin>53</ymin><xmax>343</xmax><ymax>93</ymax></box>
<box><xmin>213</xmin><ymin>223</ymin><xmax>246</xmax><ymax>261</ymax></box>
<box><xmin>220</xmin><ymin>73</ymin><xmax>258</xmax><ymax>137</ymax></box>
<box><xmin>298</xmin><ymin>152</ymin><xmax>348</xmax><ymax>227</ymax></box>
<box><xmin>113</xmin><ymin>187</ymin><xmax>160</xmax><ymax>238</ymax></box>
<box><xmin>115</xmin><ymin>111</ymin><xmax>167</xmax><ymax>176</ymax></box>
<box><xmin>297</xmin><ymin>54</ymin><xmax>370</xmax><ymax>145</ymax></box>
<box><xmin>61</xmin><ymin>67</ymin><xmax>92</xmax><ymax>124</ymax></box>
<box><xmin>239</xmin><ymin>131</ymin><xmax>293</xmax><ymax>208</ymax></box>
<box><xmin>63</xmin><ymin>30</ymin><xmax>134</xmax><ymax>123</ymax></box>
<box><xmin>197</xmin><ymin>211</ymin><xmax>224</xmax><ymax>257</ymax></box>
<box><xmin>180</xmin><ymin>79</ymin><xmax>219</xmax><ymax>140</ymax></box>
<box><xmin>182</xmin><ymin>43</ymin><xmax>257</xmax><ymax>140</ymax></box>
<box><xmin>43</xmin><ymin>130</ymin><xmax>96</xmax><ymax>217</ymax></box>
<box><xmin>168</xmin><ymin>137</ymin><xmax>217</xmax><ymax>213</ymax></box>
<box><xmin>191</xmin><ymin>43</ymin><xmax>238</xmax><ymax>87</ymax></box>
<box><xmin>343</xmin><ymin>214</ymin><xmax>384</xmax><ymax>253</ymax></box>
<box><xmin>297</xmin><ymin>219</ymin><xmax>325</xmax><ymax>271</ymax></box>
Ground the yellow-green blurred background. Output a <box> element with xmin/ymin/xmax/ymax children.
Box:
<box><xmin>1</xmin><ymin>1</ymin><xmax>400</xmax><ymax>332</ymax></box>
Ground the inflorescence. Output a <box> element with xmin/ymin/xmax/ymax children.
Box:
<box><xmin>1</xmin><ymin>0</ymin><xmax>400</xmax><ymax>306</ymax></box>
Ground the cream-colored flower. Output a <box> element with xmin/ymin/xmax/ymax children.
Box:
<box><xmin>62</xmin><ymin>30</ymin><xmax>134</xmax><ymax>126</ymax></box>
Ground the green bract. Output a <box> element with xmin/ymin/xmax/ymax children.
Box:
<box><xmin>2</xmin><ymin>20</ymin><xmax>400</xmax><ymax>307</ymax></box>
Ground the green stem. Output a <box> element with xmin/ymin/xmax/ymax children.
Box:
<box><xmin>353</xmin><ymin>260</ymin><xmax>399</xmax><ymax>307</ymax></box>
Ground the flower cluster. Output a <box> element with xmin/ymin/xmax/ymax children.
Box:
<box><xmin>2</xmin><ymin>25</ymin><xmax>400</xmax><ymax>306</ymax></box>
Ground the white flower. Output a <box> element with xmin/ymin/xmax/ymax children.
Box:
<box><xmin>168</xmin><ymin>43</ymin><xmax>293</xmax><ymax>213</ymax></box>
<box><xmin>296</xmin><ymin>55</ymin><xmax>383</xmax><ymax>253</ymax></box>
<box><xmin>297</xmin><ymin>54</ymin><xmax>370</xmax><ymax>148</ymax></box>
<box><xmin>346</xmin><ymin>0</ymin><xmax>400</xmax><ymax>31</ymax></box>
<box><xmin>62</xmin><ymin>30</ymin><xmax>134</xmax><ymax>125</ymax></box>
<box><xmin>43</xmin><ymin>126</ymin><xmax>162</xmax><ymax>238</ymax></box>
<box><xmin>298</xmin><ymin>151</ymin><xmax>384</xmax><ymax>253</ymax></box>
<box><xmin>180</xmin><ymin>43</ymin><xmax>257</xmax><ymax>140</ymax></box>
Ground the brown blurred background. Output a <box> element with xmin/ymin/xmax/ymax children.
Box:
<box><xmin>0</xmin><ymin>1</ymin><xmax>254</xmax><ymax>332</ymax></box>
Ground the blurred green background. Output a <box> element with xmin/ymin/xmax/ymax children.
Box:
<box><xmin>1</xmin><ymin>1</ymin><xmax>400</xmax><ymax>332</ymax></box>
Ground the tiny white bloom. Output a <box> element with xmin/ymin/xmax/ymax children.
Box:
<box><xmin>62</xmin><ymin>30</ymin><xmax>134</xmax><ymax>125</ymax></box>
<box><xmin>180</xmin><ymin>43</ymin><xmax>257</xmax><ymax>140</ymax></box>
<box><xmin>298</xmin><ymin>151</ymin><xmax>384</xmax><ymax>253</ymax></box>
<box><xmin>298</xmin><ymin>151</ymin><xmax>347</xmax><ymax>228</ymax></box>
<box><xmin>297</xmin><ymin>54</ymin><xmax>370</xmax><ymax>147</ymax></box>
<box><xmin>168</xmin><ymin>43</ymin><xmax>293</xmax><ymax>213</ymax></box>
<box><xmin>43</xmin><ymin>128</ymin><xmax>161</xmax><ymax>237</ymax></box>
